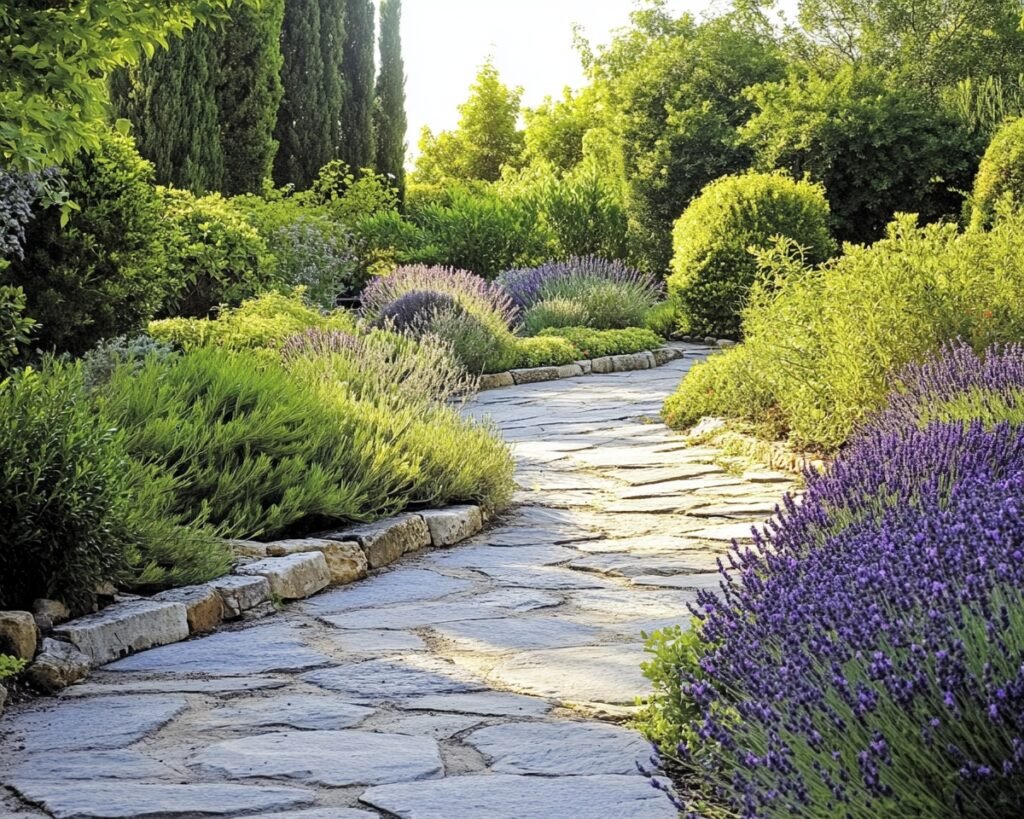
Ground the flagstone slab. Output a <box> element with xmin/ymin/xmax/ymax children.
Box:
<box><xmin>191</xmin><ymin>730</ymin><xmax>442</xmax><ymax>786</ymax></box>
<box><xmin>432</xmin><ymin>617</ymin><xmax>609</xmax><ymax>654</ymax></box>
<box><xmin>323</xmin><ymin>628</ymin><xmax>427</xmax><ymax>653</ymax></box>
<box><xmin>466</xmin><ymin>721</ymin><xmax>652</xmax><ymax>775</ymax></box>
<box><xmin>62</xmin><ymin>676</ymin><xmax>286</xmax><ymax>697</ymax></box>
<box><xmin>301</xmin><ymin>659</ymin><xmax>485</xmax><ymax>701</ymax></box>
<box><xmin>360</xmin><ymin>774</ymin><xmax>675</xmax><ymax>819</ymax></box>
<box><xmin>476</xmin><ymin>565</ymin><xmax>615</xmax><ymax>590</ymax></box>
<box><xmin>299</xmin><ymin>569</ymin><xmax>474</xmax><ymax>615</ymax></box>
<box><xmin>0</xmin><ymin>750</ymin><xmax>177</xmax><ymax>782</ymax></box>
<box><xmin>397</xmin><ymin>691</ymin><xmax>551</xmax><ymax>717</ymax></box>
<box><xmin>196</xmin><ymin>695</ymin><xmax>373</xmax><ymax>731</ymax></box>
<box><xmin>422</xmin><ymin>544</ymin><xmax>578</xmax><ymax>569</ymax></box>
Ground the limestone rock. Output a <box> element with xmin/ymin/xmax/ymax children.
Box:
<box><xmin>223</xmin><ymin>539</ymin><xmax>268</xmax><ymax>559</ymax></box>
<box><xmin>325</xmin><ymin>514</ymin><xmax>431</xmax><ymax>570</ymax></box>
<box><xmin>152</xmin><ymin>585</ymin><xmax>223</xmax><ymax>634</ymax></box>
<box><xmin>33</xmin><ymin>599</ymin><xmax>70</xmax><ymax>625</ymax></box>
<box><xmin>479</xmin><ymin>372</ymin><xmax>514</xmax><ymax>390</ymax></box>
<box><xmin>24</xmin><ymin>638</ymin><xmax>91</xmax><ymax>693</ymax></box>
<box><xmin>0</xmin><ymin>611</ymin><xmax>37</xmax><ymax>660</ymax></box>
<box><xmin>576</xmin><ymin>359</ymin><xmax>593</xmax><ymax>375</ymax></box>
<box><xmin>510</xmin><ymin>366</ymin><xmax>559</xmax><ymax>384</ymax></box>
<box><xmin>191</xmin><ymin>730</ymin><xmax>443</xmax><ymax>787</ymax></box>
<box><xmin>236</xmin><ymin>553</ymin><xmax>330</xmax><ymax>600</ymax></box>
<box><xmin>556</xmin><ymin>363</ymin><xmax>585</xmax><ymax>379</ymax></box>
<box><xmin>208</xmin><ymin>575</ymin><xmax>271</xmax><ymax>619</ymax></box>
<box><xmin>419</xmin><ymin>505</ymin><xmax>483</xmax><ymax>547</ymax></box>
<box><xmin>591</xmin><ymin>356</ymin><xmax>614</xmax><ymax>374</ymax></box>
<box><xmin>53</xmin><ymin>600</ymin><xmax>189</xmax><ymax>666</ymax></box>
<box><xmin>266</xmin><ymin>538</ymin><xmax>368</xmax><ymax>585</ymax></box>
<box><xmin>652</xmin><ymin>347</ymin><xmax>683</xmax><ymax>366</ymax></box>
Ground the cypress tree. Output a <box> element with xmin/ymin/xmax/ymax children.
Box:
<box><xmin>340</xmin><ymin>0</ymin><xmax>376</xmax><ymax>171</ymax></box>
<box><xmin>319</xmin><ymin>0</ymin><xmax>347</xmax><ymax>163</ymax></box>
<box><xmin>111</xmin><ymin>24</ymin><xmax>224</xmax><ymax>193</ymax></box>
<box><xmin>274</xmin><ymin>0</ymin><xmax>334</xmax><ymax>188</ymax></box>
<box><xmin>216</xmin><ymin>0</ymin><xmax>285</xmax><ymax>195</ymax></box>
<box><xmin>374</xmin><ymin>0</ymin><xmax>407</xmax><ymax>201</ymax></box>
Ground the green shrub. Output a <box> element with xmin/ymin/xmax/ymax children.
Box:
<box><xmin>522</xmin><ymin>297</ymin><xmax>592</xmax><ymax>335</ymax></box>
<box><xmin>158</xmin><ymin>188</ymin><xmax>278</xmax><ymax>318</ymax></box>
<box><xmin>539</xmin><ymin>326</ymin><xmax>662</xmax><ymax>359</ymax></box>
<box><xmin>0</xmin><ymin>363</ymin><xmax>223</xmax><ymax>612</ymax></box>
<box><xmin>425</xmin><ymin>308</ymin><xmax>514</xmax><ymax>376</ymax></box>
<box><xmin>149</xmin><ymin>291</ymin><xmax>355</xmax><ymax>351</ymax></box>
<box><xmin>81</xmin><ymin>335</ymin><xmax>177</xmax><ymax>389</ymax></box>
<box><xmin>532</xmin><ymin>166</ymin><xmax>628</xmax><ymax>260</ymax></box>
<box><xmin>0</xmin><ymin>654</ymin><xmax>26</xmax><ymax>679</ymax></box>
<box><xmin>971</xmin><ymin>116</ymin><xmax>1024</xmax><ymax>228</ymax></box>
<box><xmin>0</xmin><ymin>285</ymin><xmax>35</xmax><ymax>375</ymax></box>
<box><xmin>643</xmin><ymin>301</ymin><xmax>677</xmax><ymax>338</ymax></box>
<box><xmin>665</xmin><ymin>213</ymin><xmax>1024</xmax><ymax>450</ymax></box>
<box><xmin>99</xmin><ymin>344</ymin><xmax>513</xmax><ymax>539</ymax></box>
<box><xmin>1</xmin><ymin>132</ymin><xmax>169</xmax><ymax>355</ymax></box>
<box><xmin>305</xmin><ymin>160</ymin><xmax>398</xmax><ymax>225</ymax></box>
<box><xmin>506</xmin><ymin>336</ymin><xmax>578</xmax><ymax>369</ymax></box>
<box><xmin>668</xmin><ymin>171</ymin><xmax>834</xmax><ymax>339</ymax></box>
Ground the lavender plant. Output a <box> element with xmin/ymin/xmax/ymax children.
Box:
<box><xmin>653</xmin><ymin>345</ymin><xmax>1024</xmax><ymax>818</ymax></box>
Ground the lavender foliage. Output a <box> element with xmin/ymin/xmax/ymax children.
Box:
<box><xmin>0</xmin><ymin>169</ymin><xmax>44</xmax><ymax>261</ymax></box>
<box><xmin>497</xmin><ymin>256</ymin><xmax>661</xmax><ymax>313</ymax></box>
<box><xmin>669</xmin><ymin>345</ymin><xmax>1024</xmax><ymax>818</ymax></box>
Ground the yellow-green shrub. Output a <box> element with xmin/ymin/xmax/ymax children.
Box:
<box><xmin>971</xmin><ymin>116</ymin><xmax>1024</xmax><ymax>228</ymax></box>
<box><xmin>507</xmin><ymin>336</ymin><xmax>578</xmax><ymax>369</ymax></box>
<box><xmin>539</xmin><ymin>326</ymin><xmax>662</xmax><ymax>359</ymax></box>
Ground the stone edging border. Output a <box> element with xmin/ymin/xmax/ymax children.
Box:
<box><xmin>478</xmin><ymin>345</ymin><xmax>688</xmax><ymax>390</ymax></box>
<box><xmin>0</xmin><ymin>505</ymin><xmax>487</xmax><ymax>708</ymax></box>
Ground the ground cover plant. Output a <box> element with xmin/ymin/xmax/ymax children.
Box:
<box><xmin>664</xmin><ymin>211</ymin><xmax>1024</xmax><ymax>451</ymax></box>
<box><xmin>643</xmin><ymin>343</ymin><xmax>1024</xmax><ymax>818</ymax></box>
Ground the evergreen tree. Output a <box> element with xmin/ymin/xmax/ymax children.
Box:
<box><xmin>111</xmin><ymin>24</ymin><xmax>224</xmax><ymax>193</ymax></box>
<box><xmin>374</xmin><ymin>0</ymin><xmax>407</xmax><ymax>200</ymax></box>
<box><xmin>216</xmin><ymin>0</ymin><xmax>285</xmax><ymax>195</ymax></box>
<box><xmin>274</xmin><ymin>0</ymin><xmax>332</xmax><ymax>188</ymax></box>
<box><xmin>340</xmin><ymin>0</ymin><xmax>376</xmax><ymax>171</ymax></box>
<box><xmin>319</xmin><ymin>0</ymin><xmax>347</xmax><ymax>162</ymax></box>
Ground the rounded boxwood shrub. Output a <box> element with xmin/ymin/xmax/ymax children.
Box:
<box><xmin>1</xmin><ymin>132</ymin><xmax>170</xmax><ymax>355</ymax></box>
<box><xmin>971</xmin><ymin>116</ymin><xmax>1024</xmax><ymax>229</ymax></box>
<box><xmin>668</xmin><ymin>172</ymin><xmax>834</xmax><ymax>339</ymax></box>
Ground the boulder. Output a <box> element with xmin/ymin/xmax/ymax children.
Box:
<box><xmin>33</xmin><ymin>598</ymin><xmax>70</xmax><ymax>625</ymax></box>
<box><xmin>478</xmin><ymin>372</ymin><xmax>514</xmax><ymax>390</ymax></box>
<box><xmin>419</xmin><ymin>506</ymin><xmax>484</xmax><ymax>547</ymax></box>
<box><xmin>153</xmin><ymin>585</ymin><xmax>224</xmax><ymax>634</ymax></box>
<box><xmin>236</xmin><ymin>553</ymin><xmax>331</xmax><ymax>600</ymax></box>
<box><xmin>652</xmin><ymin>347</ymin><xmax>683</xmax><ymax>366</ymax></box>
<box><xmin>555</xmin><ymin>363</ymin><xmax>585</xmax><ymax>379</ymax></box>
<box><xmin>510</xmin><ymin>367</ymin><xmax>560</xmax><ymax>385</ymax></box>
<box><xmin>591</xmin><ymin>356</ymin><xmax>614</xmax><ymax>374</ymax></box>
<box><xmin>0</xmin><ymin>610</ymin><xmax>38</xmax><ymax>660</ymax></box>
<box><xmin>326</xmin><ymin>514</ymin><xmax>431</xmax><ymax>570</ymax></box>
<box><xmin>208</xmin><ymin>575</ymin><xmax>271</xmax><ymax>619</ymax></box>
<box><xmin>266</xmin><ymin>539</ymin><xmax>368</xmax><ymax>586</ymax></box>
<box><xmin>53</xmin><ymin>600</ymin><xmax>189</xmax><ymax>666</ymax></box>
<box><xmin>25</xmin><ymin>638</ymin><xmax>92</xmax><ymax>692</ymax></box>
<box><xmin>224</xmin><ymin>539</ymin><xmax>269</xmax><ymax>559</ymax></box>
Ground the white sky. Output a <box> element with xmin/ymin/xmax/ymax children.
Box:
<box><xmin>397</xmin><ymin>0</ymin><xmax>738</xmax><ymax>155</ymax></box>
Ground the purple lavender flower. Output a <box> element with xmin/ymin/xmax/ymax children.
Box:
<box><xmin>497</xmin><ymin>256</ymin><xmax>662</xmax><ymax>313</ymax></box>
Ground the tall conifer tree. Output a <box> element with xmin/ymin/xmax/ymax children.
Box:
<box><xmin>374</xmin><ymin>0</ymin><xmax>407</xmax><ymax>200</ymax></box>
<box><xmin>340</xmin><ymin>0</ymin><xmax>376</xmax><ymax>171</ymax></box>
<box><xmin>319</xmin><ymin>0</ymin><xmax>347</xmax><ymax>162</ymax></box>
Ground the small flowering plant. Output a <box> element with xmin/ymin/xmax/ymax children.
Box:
<box><xmin>654</xmin><ymin>344</ymin><xmax>1024</xmax><ymax>818</ymax></box>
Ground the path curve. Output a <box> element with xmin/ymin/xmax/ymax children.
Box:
<box><xmin>0</xmin><ymin>345</ymin><xmax>794</xmax><ymax>819</ymax></box>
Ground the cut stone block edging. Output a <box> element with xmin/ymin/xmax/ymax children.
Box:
<box><xmin>3</xmin><ymin>504</ymin><xmax>486</xmax><ymax>699</ymax></box>
<box><xmin>479</xmin><ymin>345</ymin><xmax>687</xmax><ymax>390</ymax></box>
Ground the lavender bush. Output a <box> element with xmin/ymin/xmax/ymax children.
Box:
<box><xmin>651</xmin><ymin>345</ymin><xmax>1024</xmax><ymax>818</ymax></box>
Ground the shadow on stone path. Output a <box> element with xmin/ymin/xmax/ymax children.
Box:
<box><xmin>0</xmin><ymin>344</ymin><xmax>795</xmax><ymax>819</ymax></box>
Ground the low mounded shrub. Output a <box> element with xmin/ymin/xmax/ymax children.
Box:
<box><xmin>149</xmin><ymin>290</ymin><xmax>355</xmax><ymax>351</ymax></box>
<box><xmin>507</xmin><ymin>336</ymin><xmax>578</xmax><ymax>369</ymax></box>
<box><xmin>521</xmin><ymin>297</ymin><xmax>592</xmax><ymax>336</ymax></box>
<box><xmin>648</xmin><ymin>345</ymin><xmax>1024</xmax><ymax>817</ymax></box>
<box><xmin>643</xmin><ymin>301</ymin><xmax>677</xmax><ymax>339</ymax></box>
<box><xmin>377</xmin><ymin>290</ymin><xmax>463</xmax><ymax>333</ymax></box>
<box><xmin>971</xmin><ymin>116</ymin><xmax>1024</xmax><ymax>229</ymax></box>
<box><xmin>664</xmin><ymin>213</ymin><xmax>1024</xmax><ymax>451</ymax></box>
<box><xmin>668</xmin><ymin>171</ymin><xmax>834</xmax><ymax>339</ymax></box>
<box><xmin>499</xmin><ymin>256</ymin><xmax>660</xmax><ymax>331</ymax></box>
<box><xmin>539</xmin><ymin>326</ymin><xmax>662</xmax><ymax>359</ymax></box>
<box><xmin>2</xmin><ymin>132</ymin><xmax>170</xmax><ymax>355</ymax></box>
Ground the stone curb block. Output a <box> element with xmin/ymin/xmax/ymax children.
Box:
<box><xmin>591</xmin><ymin>356</ymin><xmax>614</xmax><ymax>374</ymax></box>
<box><xmin>237</xmin><ymin>553</ymin><xmax>331</xmax><ymax>601</ymax></box>
<box><xmin>556</xmin><ymin>363</ymin><xmax>585</xmax><ymax>379</ymax></box>
<box><xmin>53</xmin><ymin>599</ymin><xmax>189</xmax><ymax>666</ymax></box>
<box><xmin>209</xmin><ymin>575</ymin><xmax>272</xmax><ymax>620</ymax></box>
<box><xmin>24</xmin><ymin>638</ymin><xmax>91</xmax><ymax>693</ymax></box>
<box><xmin>478</xmin><ymin>372</ymin><xmax>514</xmax><ymax>390</ymax></box>
<box><xmin>420</xmin><ymin>505</ymin><xmax>484</xmax><ymax>547</ymax></box>
<box><xmin>266</xmin><ymin>538</ymin><xmax>368</xmax><ymax>586</ymax></box>
<box><xmin>510</xmin><ymin>366</ymin><xmax>560</xmax><ymax>385</ymax></box>
<box><xmin>153</xmin><ymin>585</ymin><xmax>224</xmax><ymax>635</ymax></box>
<box><xmin>325</xmin><ymin>513</ymin><xmax>432</xmax><ymax>570</ymax></box>
<box><xmin>0</xmin><ymin>611</ymin><xmax>38</xmax><ymax>660</ymax></box>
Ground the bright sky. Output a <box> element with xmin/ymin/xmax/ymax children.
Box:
<box><xmin>398</xmin><ymin>0</ymin><xmax>742</xmax><ymax>156</ymax></box>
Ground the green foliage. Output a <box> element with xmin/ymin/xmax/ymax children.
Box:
<box><xmin>425</xmin><ymin>308</ymin><xmax>514</xmax><ymax>376</ymax></box>
<box><xmin>538</xmin><ymin>326</ymin><xmax>662</xmax><ymax>358</ymax></box>
<box><xmin>215</xmin><ymin>0</ymin><xmax>286</xmax><ymax>195</ymax></box>
<box><xmin>668</xmin><ymin>171</ymin><xmax>834</xmax><ymax>339</ymax></box>
<box><xmin>273</xmin><ymin>0</ymin><xmax>343</xmax><ymax>189</ymax></box>
<box><xmin>522</xmin><ymin>88</ymin><xmax>598</xmax><ymax>172</ymax></box>
<box><xmin>110</xmin><ymin>23</ymin><xmax>224</xmax><ymax>194</ymax></box>
<box><xmin>374</xmin><ymin>0</ymin><xmax>408</xmax><ymax>202</ymax></box>
<box><xmin>0</xmin><ymin>0</ymin><xmax>242</xmax><ymax>172</ymax></box>
<box><xmin>81</xmin><ymin>335</ymin><xmax>177</xmax><ymax>390</ymax></box>
<box><xmin>643</xmin><ymin>301</ymin><xmax>677</xmax><ymax>338</ymax></box>
<box><xmin>0</xmin><ymin>654</ymin><xmax>25</xmax><ymax>680</ymax></box>
<box><xmin>150</xmin><ymin>290</ymin><xmax>354</xmax><ymax>351</ymax></box>
<box><xmin>415</xmin><ymin>59</ymin><xmax>524</xmax><ymax>183</ymax></box>
<box><xmin>530</xmin><ymin>166</ymin><xmax>628</xmax><ymax>260</ymax></box>
<box><xmin>306</xmin><ymin>161</ymin><xmax>399</xmax><ymax>225</ymax></box>
<box><xmin>340</xmin><ymin>0</ymin><xmax>377</xmax><ymax>172</ymax></box>
<box><xmin>522</xmin><ymin>298</ymin><xmax>593</xmax><ymax>335</ymax></box>
<box><xmin>2</xmin><ymin>131</ymin><xmax>169</xmax><ymax>355</ymax></box>
<box><xmin>0</xmin><ymin>286</ymin><xmax>36</xmax><ymax>375</ymax></box>
<box><xmin>507</xmin><ymin>336</ymin><xmax>578</xmax><ymax>369</ymax></box>
<box><xmin>0</xmin><ymin>362</ymin><xmax>223</xmax><ymax>612</ymax></box>
<box><xmin>158</xmin><ymin>188</ymin><xmax>278</xmax><ymax>317</ymax></box>
<box><xmin>946</xmin><ymin>74</ymin><xmax>1024</xmax><ymax>143</ymax></box>
<box><xmin>742</xmin><ymin>67</ymin><xmax>975</xmax><ymax>244</ymax></box>
<box><xmin>665</xmin><ymin>213</ymin><xmax>1024</xmax><ymax>450</ymax></box>
<box><xmin>971</xmin><ymin>117</ymin><xmax>1024</xmax><ymax>229</ymax></box>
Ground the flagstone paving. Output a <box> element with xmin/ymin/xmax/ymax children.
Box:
<box><xmin>0</xmin><ymin>343</ymin><xmax>796</xmax><ymax>819</ymax></box>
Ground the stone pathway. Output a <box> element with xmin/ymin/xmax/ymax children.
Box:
<box><xmin>0</xmin><ymin>344</ymin><xmax>795</xmax><ymax>819</ymax></box>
